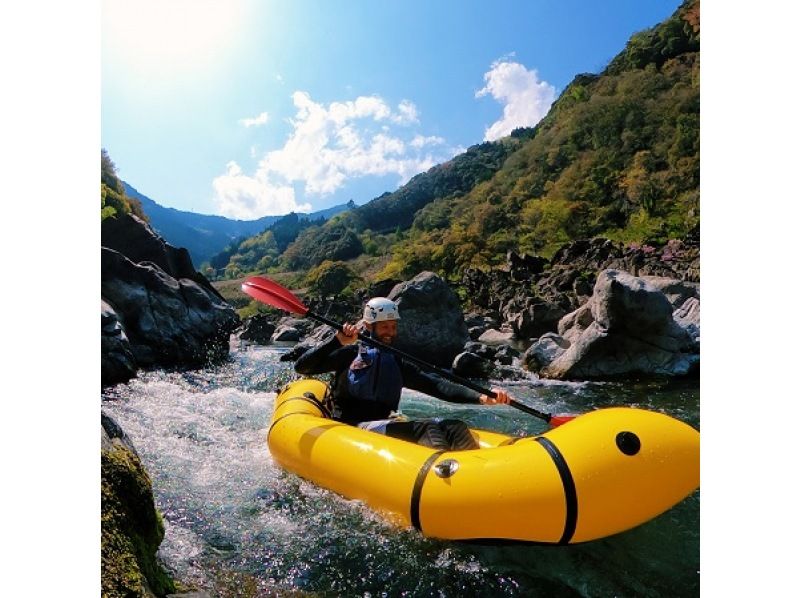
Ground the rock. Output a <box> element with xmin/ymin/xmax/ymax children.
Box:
<box><xmin>102</xmin><ymin>413</ymin><xmax>175</xmax><ymax>597</ymax></box>
<box><xmin>641</xmin><ymin>276</ymin><xmax>700</xmax><ymax>309</ymax></box>
<box><xmin>463</xmin><ymin>341</ymin><xmax>497</xmax><ymax>360</ymax></box>
<box><xmin>388</xmin><ymin>272</ymin><xmax>469</xmax><ymax>368</ymax></box>
<box><xmin>674</xmin><ymin>296</ymin><xmax>700</xmax><ymax>345</ymax></box>
<box><xmin>101</xmin><ymin>300</ymin><xmax>137</xmax><ymax>387</ymax></box>
<box><xmin>493</xmin><ymin>344</ymin><xmax>520</xmax><ymax>366</ymax></box>
<box><xmin>280</xmin><ymin>325</ymin><xmax>337</xmax><ymax>362</ymax></box>
<box><xmin>464</xmin><ymin>312</ymin><xmax>496</xmax><ymax>340</ymax></box>
<box><xmin>501</xmin><ymin>296</ymin><xmax>566</xmax><ymax>340</ymax></box>
<box><xmin>477</xmin><ymin>328</ymin><xmax>515</xmax><ymax>346</ymax></box>
<box><xmin>270</xmin><ymin>316</ymin><xmax>314</xmax><ymax>342</ymax></box>
<box><xmin>506</xmin><ymin>251</ymin><xmax>547</xmax><ymax>281</ymax></box>
<box><xmin>239</xmin><ymin>314</ymin><xmax>277</xmax><ymax>345</ymax></box>
<box><xmin>102</xmin><ymin>213</ymin><xmax>223</xmax><ymax>301</ymax></box>
<box><xmin>534</xmin><ymin>270</ymin><xmax>699</xmax><ymax>379</ymax></box>
<box><xmin>452</xmin><ymin>351</ymin><xmax>495</xmax><ymax>379</ymax></box>
<box><xmin>522</xmin><ymin>333</ymin><xmax>571</xmax><ymax>371</ymax></box>
<box><xmin>101</xmin><ymin>247</ymin><xmax>240</xmax><ymax>374</ymax></box>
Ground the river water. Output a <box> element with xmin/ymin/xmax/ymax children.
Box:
<box><xmin>101</xmin><ymin>344</ymin><xmax>700</xmax><ymax>597</ymax></box>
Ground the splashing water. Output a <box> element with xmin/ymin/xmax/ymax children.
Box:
<box><xmin>102</xmin><ymin>345</ymin><xmax>699</xmax><ymax>597</ymax></box>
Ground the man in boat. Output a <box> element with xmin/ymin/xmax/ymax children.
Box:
<box><xmin>294</xmin><ymin>297</ymin><xmax>513</xmax><ymax>450</ymax></box>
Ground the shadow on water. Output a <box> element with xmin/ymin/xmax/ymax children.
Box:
<box><xmin>101</xmin><ymin>345</ymin><xmax>699</xmax><ymax>597</ymax></box>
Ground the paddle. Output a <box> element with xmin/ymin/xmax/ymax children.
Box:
<box><xmin>242</xmin><ymin>275</ymin><xmax>577</xmax><ymax>427</ymax></box>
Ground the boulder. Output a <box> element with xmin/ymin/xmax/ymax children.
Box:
<box><xmin>101</xmin><ymin>247</ymin><xmax>240</xmax><ymax>373</ymax></box>
<box><xmin>388</xmin><ymin>272</ymin><xmax>469</xmax><ymax>368</ymax></box>
<box><xmin>102</xmin><ymin>413</ymin><xmax>175</xmax><ymax>597</ymax></box>
<box><xmin>279</xmin><ymin>325</ymin><xmax>337</xmax><ymax>362</ymax></box>
<box><xmin>522</xmin><ymin>333</ymin><xmax>571</xmax><ymax>371</ymax></box>
<box><xmin>501</xmin><ymin>296</ymin><xmax>566</xmax><ymax>340</ymax></box>
<box><xmin>239</xmin><ymin>314</ymin><xmax>277</xmax><ymax>345</ymax></box>
<box><xmin>102</xmin><ymin>213</ymin><xmax>223</xmax><ymax>301</ymax></box>
<box><xmin>674</xmin><ymin>296</ymin><xmax>700</xmax><ymax>344</ymax></box>
<box><xmin>640</xmin><ymin>276</ymin><xmax>700</xmax><ymax>309</ymax></box>
<box><xmin>463</xmin><ymin>341</ymin><xmax>497</xmax><ymax>360</ymax></box>
<box><xmin>102</xmin><ymin>300</ymin><xmax>137</xmax><ymax>386</ymax></box>
<box><xmin>270</xmin><ymin>316</ymin><xmax>313</xmax><ymax>342</ymax></box>
<box><xmin>477</xmin><ymin>328</ymin><xmax>515</xmax><ymax>347</ymax></box>
<box><xmin>452</xmin><ymin>351</ymin><xmax>495</xmax><ymax>379</ymax></box>
<box><xmin>493</xmin><ymin>344</ymin><xmax>521</xmax><ymax>366</ymax></box>
<box><xmin>533</xmin><ymin>270</ymin><xmax>699</xmax><ymax>380</ymax></box>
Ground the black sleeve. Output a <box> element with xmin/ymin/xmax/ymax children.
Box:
<box><xmin>400</xmin><ymin>360</ymin><xmax>482</xmax><ymax>404</ymax></box>
<box><xmin>294</xmin><ymin>336</ymin><xmax>358</xmax><ymax>375</ymax></box>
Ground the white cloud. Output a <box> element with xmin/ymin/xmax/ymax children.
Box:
<box><xmin>411</xmin><ymin>134</ymin><xmax>445</xmax><ymax>148</ymax></box>
<box><xmin>212</xmin><ymin>161</ymin><xmax>311</xmax><ymax>219</ymax></box>
<box><xmin>392</xmin><ymin>99</ymin><xmax>419</xmax><ymax>124</ymax></box>
<box><xmin>476</xmin><ymin>60</ymin><xmax>556</xmax><ymax>141</ymax></box>
<box><xmin>239</xmin><ymin>111</ymin><xmax>269</xmax><ymax>127</ymax></box>
<box><xmin>213</xmin><ymin>91</ymin><xmax>455</xmax><ymax>218</ymax></box>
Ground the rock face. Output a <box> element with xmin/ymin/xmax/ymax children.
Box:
<box><xmin>461</xmin><ymin>231</ymin><xmax>700</xmax><ymax>342</ymax></box>
<box><xmin>102</xmin><ymin>300</ymin><xmax>137</xmax><ymax>386</ymax></box>
<box><xmin>101</xmin><ymin>215</ymin><xmax>240</xmax><ymax>386</ymax></box>
<box><xmin>238</xmin><ymin>315</ymin><xmax>277</xmax><ymax>345</ymax></box>
<box><xmin>388</xmin><ymin>272</ymin><xmax>469</xmax><ymax>368</ymax></box>
<box><xmin>102</xmin><ymin>413</ymin><xmax>174</xmax><ymax>597</ymax></box>
<box><xmin>527</xmin><ymin>270</ymin><xmax>699</xmax><ymax>380</ymax></box>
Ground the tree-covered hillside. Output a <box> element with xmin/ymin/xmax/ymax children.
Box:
<box><xmin>381</xmin><ymin>0</ymin><xmax>699</xmax><ymax>278</ymax></box>
<box><xmin>101</xmin><ymin>150</ymin><xmax>147</xmax><ymax>222</ymax></box>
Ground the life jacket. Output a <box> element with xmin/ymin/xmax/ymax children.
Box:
<box><xmin>346</xmin><ymin>343</ymin><xmax>403</xmax><ymax>411</ymax></box>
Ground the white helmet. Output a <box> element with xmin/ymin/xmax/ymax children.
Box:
<box><xmin>362</xmin><ymin>297</ymin><xmax>400</xmax><ymax>323</ymax></box>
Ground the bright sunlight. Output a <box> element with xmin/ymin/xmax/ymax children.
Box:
<box><xmin>102</xmin><ymin>0</ymin><xmax>248</xmax><ymax>78</ymax></box>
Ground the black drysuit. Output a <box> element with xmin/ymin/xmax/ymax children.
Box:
<box><xmin>294</xmin><ymin>336</ymin><xmax>481</xmax><ymax>450</ymax></box>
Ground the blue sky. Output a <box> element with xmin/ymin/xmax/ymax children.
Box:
<box><xmin>101</xmin><ymin>0</ymin><xmax>681</xmax><ymax>219</ymax></box>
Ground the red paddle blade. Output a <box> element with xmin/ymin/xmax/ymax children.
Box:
<box><xmin>242</xmin><ymin>276</ymin><xmax>309</xmax><ymax>316</ymax></box>
<box><xmin>549</xmin><ymin>414</ymin><xmax>579</xmax><ymax>427</ymax></box>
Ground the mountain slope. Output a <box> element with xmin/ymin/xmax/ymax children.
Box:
<box><xmin>381</xmin><ymin>0</ymin><xmax>699</xmax><ymax>278</ymax></box>
<box><xmin>124</xmin><ymin>181</ymin><xmax>354</xmax><ymax>266</ymax></box>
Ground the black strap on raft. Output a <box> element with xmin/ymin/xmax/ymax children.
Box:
<box><xmin>267</xmin><ymin>393</ymin><xmax>332</xmax><ymax>444</ymax></box>
<box><xmin>410</xmin><ymin>450</ymin><xmax>446</xmax><ymax>532</ymax></box>
<box><xmin>535</xmin><ymin>437</ymin><xmax>578</xmax><ymax>545</ymax></box>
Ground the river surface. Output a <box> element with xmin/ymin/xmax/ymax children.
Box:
<box><xmin>101</xmin><ymin>344</ymin><xmax>699</xmax><ymax>597</ymax></box>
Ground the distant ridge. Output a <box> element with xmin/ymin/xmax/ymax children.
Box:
<box><xmin>123</xmin><ymin>181</ymin><xmax>354</xmax><ymax>265</ymax></box>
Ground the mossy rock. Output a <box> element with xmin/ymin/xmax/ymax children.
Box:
<box><xmin>102</xmin><ymin>424</ymin><xmax>175</xmax><ymax>598</ymax></box>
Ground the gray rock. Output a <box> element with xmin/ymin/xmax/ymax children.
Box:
<box><xmin>522</xmin><ymin>333</ymin><xmax>571</xmax><ymax>371</ymax></box>
<box><xmin>280</xmin><ymin>325</ymin><xmax>337</xmax><ymax>362</ymax></box>
<box><xmin>494</xmin><ymin>344</ymin><xmax>521</xmax><ymax>366</ymax></box>
<box><xmin>464</xmin><ymin>341</ymin><xmax>498</xmax><ymax>359</ymax></box>
<box><xmin>640</xmin><ymin>276</ymin><xmax>700</xmax><ymax>309</ymax></box>
<box><xmin>477</xmin><ymin>328</ymin><xmax>515</xmax><ymax>346</ymax></box>
<box><xmin>271</xmin><ymin>326</ymin><xmax>302</xmax><ymax>342</ymax></box>
<box><xmin>239</xmin><ymin>315</ymin><xmax>276</xmax><ymax>345</ymax></box>
<box><xmin>534</xmin><ymin>270</ymin><xmax>699</xmax><ymax>380</ymax></box>
<box><xmin>101</xmin><ymin>247</ymin><xmax>240</xmax><ymax>373</ymax></box>
<box><xmin>388</xmin><ymin>272</ymin><xmax>469</xmax><ymax>367</ymax></box>
<box><xmin>101</xmin><ymin>300</ymin><xmax>137</xmax><ymax>386</ymax></box>
<box><xmin>674</xmin><ymin>296</ymin><xmax>700</xmax><ymax>345</ymax></box>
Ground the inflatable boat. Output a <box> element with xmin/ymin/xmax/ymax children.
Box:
<box><xmin>267</xmin><ymin>379</ymin><xmax>700</xmax><ymax>544</ymax></box>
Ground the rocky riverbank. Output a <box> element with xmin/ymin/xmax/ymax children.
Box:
<box><xmin>101</xmin><ymin>213</ymin><xmax>241</xmax><ymax>597</ymax></box>
<box><xmin>239</xmin><ymin>232</ymin><xmax>700</xmax><ymax>382</ymax></box>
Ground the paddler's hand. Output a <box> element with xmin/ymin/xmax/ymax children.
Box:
<box><xmin>479</xmin><ymin>388</ymin><xmax>512</xmax><ymax>405</ymax></box>
<box><xmin>336</xmin><ymin>322</ymin><xmax>359</xmax><ymax>345</ymax></box>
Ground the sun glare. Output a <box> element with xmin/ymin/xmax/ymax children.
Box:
<box><xmin>102</xmin><ymin>0</ymin><xmax>247</xmax><ymax>77</ymax></box>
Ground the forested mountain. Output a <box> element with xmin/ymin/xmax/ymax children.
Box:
<box><xmin>202</xmin><ymin>0</ymin><xmax>700</xmax><ymax>282</ymax></box>
<box><xmin>123</xmin><ymin>181</ymin><xmax>354</xmax><ymax>266</ymax></box>
<box><xmin>101</xmin><ymin>150</ymin><xmax>147</xmax><ymax>222</ymax></box>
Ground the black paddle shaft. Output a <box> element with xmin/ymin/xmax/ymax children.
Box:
<box><xmin>305</xmin><ymin>310</ymin><xmax>554</xmax><ymax>423</ymax></box>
